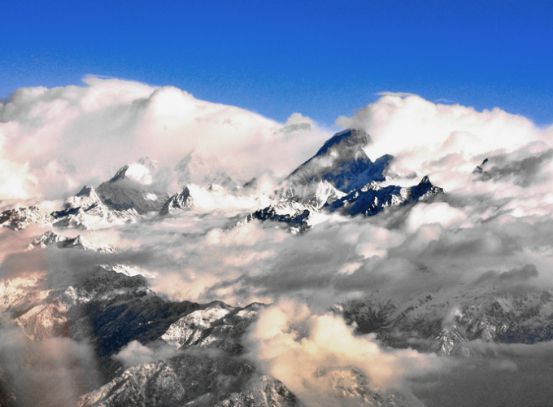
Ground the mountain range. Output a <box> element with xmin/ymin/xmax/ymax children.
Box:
<box><xmin>0</xmin><ymin>128</ymin><xmax>550</xmax><ymax>407</ymax></box>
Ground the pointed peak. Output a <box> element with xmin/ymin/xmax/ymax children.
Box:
<box><xmin>419</xmin><ymin>175</ymin><xmax>431</xmax><ymax>185</ymax></box>
<box><xmin>315</xmin><ymin>128</ymin><xmax>370</xmax><ymax>157</ymax></box>
<box><xmin>109</xmin><ymin>164</ymin><xmax>130</xmax><ymax>182</ymax></box>
<box><xmin>287</xmin><ymin>128</ymin><xmax>388</xmax><ymax>194</ymax></box>
<box><xmin>375</xmin><ymin>153</ymin><xmax>394</xmax><ymax>163</ymax></box>
<box><xmin>159</xmin><ymin>186</ymin><xmax>193</xmax><ymax>215</ymax></box>
<box><xmin>473</xmin><ymin>157</ymin><xmax>489</xmax><ymax>175</ymax></box>
<box><xmin>76</xmin><ymin>185</ymin><xmax>97</xmax><ymax>197</ymax></box>
<box><xmin>108</xmin><ymin>161</ymin><xmax>155</xmax><ymax>185</ymax></box>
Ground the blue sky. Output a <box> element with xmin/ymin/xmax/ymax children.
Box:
<box><xmin>1</xmin><ymin>0</ymin><xmax>552</xmax><ymax>125</ymax></box>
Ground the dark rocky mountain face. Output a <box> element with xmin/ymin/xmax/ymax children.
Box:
<box><xmin>97</xmin><ymin>165</ymin><xmax>170</xmax><ymax>214</ymax></box>
<box><xmin>328</xmin><ymin>176</ymin><xmax>444</xmax><ymax>217</ymax></box>
<box><xmin>287</xmin><ymin>128</ymin><xmax>393</xmax><ymax>193</ymax></box>
<box><xmin>160</xmin><ymin>186</ymin><xmax>193</xmax><ymax>215</ymax></box>
<box><xmin>247</xmin><ymin>129</ymin><xmax>443</xmax><ymax>230</ymax></box>
<box><xmin>248</xmin><ymin>207</ymin><xmax>311</xmax><ymax>233</ymax></box>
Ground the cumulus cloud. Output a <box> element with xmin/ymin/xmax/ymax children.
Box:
<box><xmin>405</xmin><ymin>202</ymin><xmax>468</xmax><ymax>233</ymax></box>
<box><xmin>0</xmin><ymin>76</ymin><xmax>329</xmax><ymax>200</ymax></box>
<box><xmin>0</xmin><ymin>320</ymin><xmax>100</xmax><ymax>407</ymax></box>
<box><xmin>114</xmin><ymin>340</ymin><xmax>179</xmax><ymax>368</ymax></box>
<box><xmin>337</xmin><ymin>93</ymin><xmax>553</xmax><ymax>194</ymax></box>
<box><xmin>246</xmin><ymin>300</ymin><xmax>442</xmax><ymax>406</ymax></box>
<box><xmin>475</xmin><ymin>149</ymin><xmax>553</xmax><ymax>186</ymax></box>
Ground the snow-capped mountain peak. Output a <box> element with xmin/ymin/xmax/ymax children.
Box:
<box><xmin>287</xmin><ymin>128</ymin><xmax>393</xmax><ymax>193</ymax></box>
<box><xmin>109</xmin><ymin>160</ymin><xmax>155</xmax><ymax>185</ymax></box>
<box><xmin>312</xmin><ymin>128</ymin><xmax>370</xmax><ymax>157</ymax></box>
<box><xmin>97</xmin><ymin>159</ymin><xmax>169</xmax><ymax>214</ymax></box>
<box><xmin>160</xmin><ymin>186</ymin><xmax>193</xmax><ymax>215</ymax></box>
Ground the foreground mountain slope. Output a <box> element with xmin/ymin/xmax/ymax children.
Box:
<box><xmin>79</xmin><ymin>353</ymin><xmax>300</xmax><ymax>407</ymax></box>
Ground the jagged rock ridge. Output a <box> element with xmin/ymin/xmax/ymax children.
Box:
<box><xmin>160</xmin><ymin>186</ymin><xmax>193</xmax><ymax>215</ymax></box>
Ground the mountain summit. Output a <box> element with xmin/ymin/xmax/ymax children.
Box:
<box><xmin>287</xmin><ymin>128</ymin><xmax>393</xmax><ymax>193</ymax></box>
<box><xmin>97</xmin><ymin>159</ymin><xmax>169</xmax><ymax>214</ymax></box>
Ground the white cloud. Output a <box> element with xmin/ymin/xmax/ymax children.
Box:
<box><xmin>337</xmin><ymin>93</ymin><xmax>552</xmax><ymax>193</ymax></box>
<box><xmin>405</xmin><ymin>202</ymin><xmax>468</xmax><ymax>233</ymax></box>
<box><xmin>0</xmin><ymin>323</ymin><xmax>100</xmax><ymax>407</ymax></box>
<box><xmin>114</xmin><ymin>340</ymin><xmax>178</xmax><ymax>368</ymax></box>
<box><xmin>246</xmin><ymin>300</ymin><xmax>442</xmax><ymax>405</ymax></box>
<box><xmin>0</xmin><ymin>76</ymin><xmax>329</xmax><ymax>200</ymax></box>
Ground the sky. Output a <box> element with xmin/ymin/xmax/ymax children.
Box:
<box><xmin>1</xmin><ymin>0</ymin><xmax>552</xmax><ymax>126</ymax></box>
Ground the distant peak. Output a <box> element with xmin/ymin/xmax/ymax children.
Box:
<box><xmin>110</xmin><ymin>164</ymin><xmax>130</xmax><ymax>182</ymax></box>
<box><xmin>314</xmin><ymin>128</ymin><xmax>370</xmax><ymax>157</ymax></box>
<box><xmin>159</xmin><ymin>186</ymin><xmax>193</xmax><ymax>215</ymax></box>
<box><xmin>76</xmin><ymin>185</ymin><xmax>97</xmax><ymax>197</ymax></box>
<box><xmin>419</xmin><ymin>175</ymin><xmax>431</xmax><ymax>185</ymax></box>
<box><xmin>473</xmin><ymin>158</ymin><xmax>489</xmax><ymax>175</ymax></box>
<box><xmin>287</xmin><ymin>128</ymin><xmax>389</xmax><ymax>193</ymax></box>
<box><xmin>109</xmin><ymin>160</ymin><xmax>155</xmax><ymax>185</ymax></box>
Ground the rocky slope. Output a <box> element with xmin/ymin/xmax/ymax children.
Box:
<box><xmin>287</xmin><ymin>128</ymin><xmax>392</xmax><ymax>193</ymax></box>
<box><xmin>341</xmin><ymin>268</ymin><xmax>553</xmax><ymax>356</ymax></box>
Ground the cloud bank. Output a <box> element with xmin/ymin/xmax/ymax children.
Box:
<box><xmin>247</xmin><ymin>300</ymin><xmax>442</xmax><ymax>406</ymax></box>
<box><xmin>0</xmin><ymin>76</ymin><xmax>329</xmax><ymax>200</ymax></box>
<box><xmin>338</xmin><ymin>93</ymin><xmax>553</xmax><ymax>194</ymax></box>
